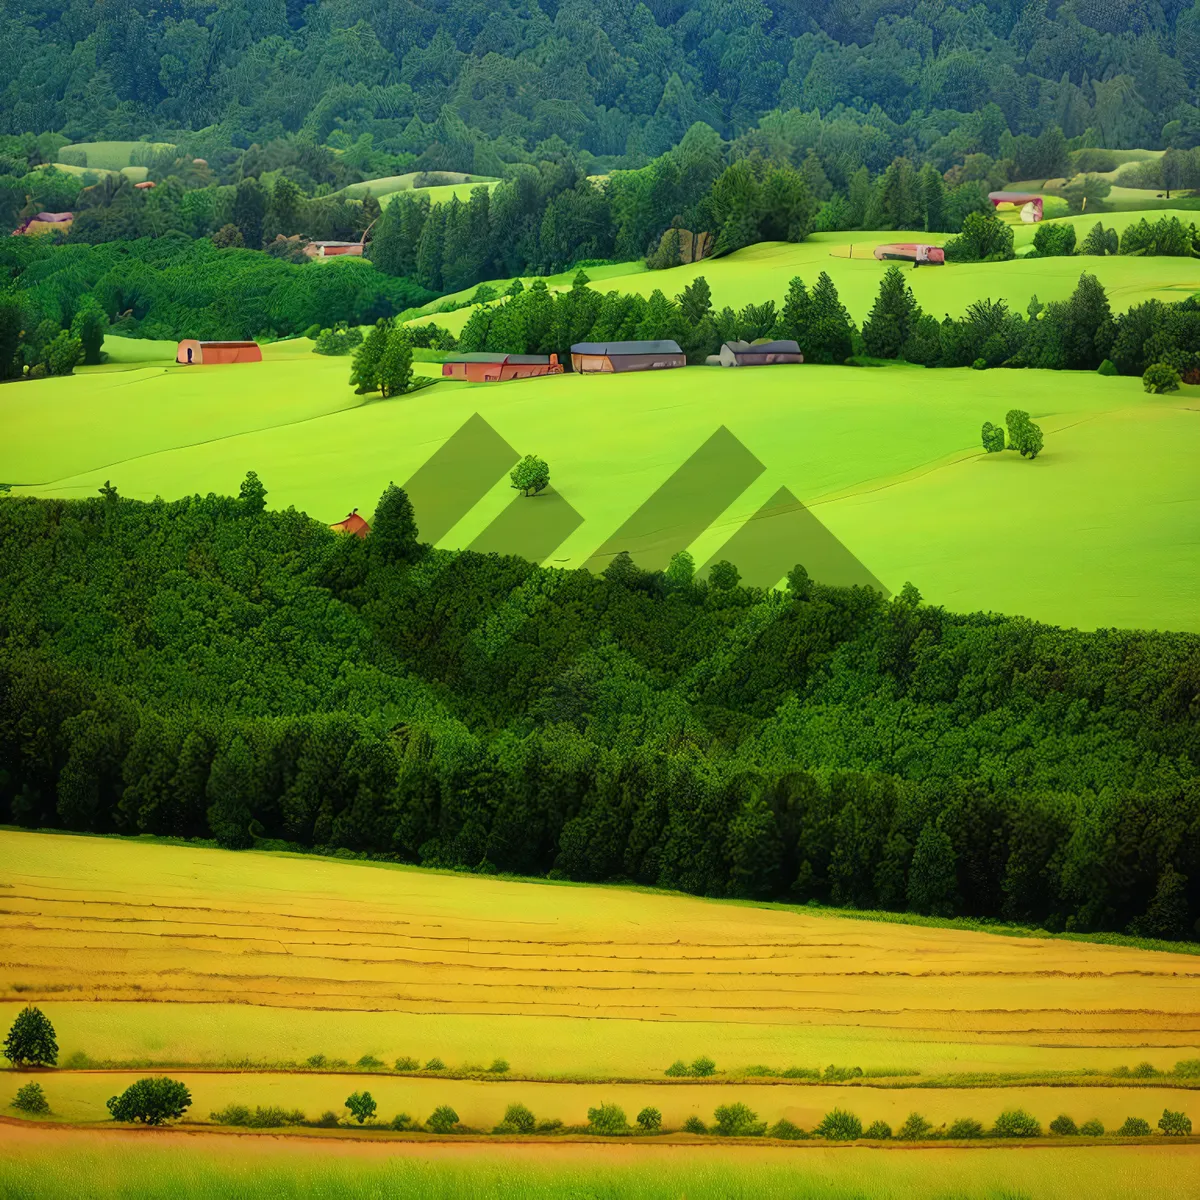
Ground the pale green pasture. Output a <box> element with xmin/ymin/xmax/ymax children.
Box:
<box><xmin>4</xmin><ymin>349</ymin><xmax>1198</xmax><ymax>631</ymax></box>
<box><xmin>2</xmin><ymin>1126</ymin><xmax>1199</xmax><ymax>1199</ymax></box>
<box><xmin>416</xmin><ymin>224</ymin><xmax>1200</xmax><ymax>337</ymax></box>
<box><xmin>58</xmin><ymin>141</ymin><xmax>174</xmax><ymax>170</ymax></box>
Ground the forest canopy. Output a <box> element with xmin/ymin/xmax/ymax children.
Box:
<box><xmin>1</xmin><ymin>489</ymin><xmax>1198</xmax><ymax>942</ymax></box>
<box><xmin>4</xmin><ymin>0</ymin><xmax>1200</xmax><ymax>166</ymax></box>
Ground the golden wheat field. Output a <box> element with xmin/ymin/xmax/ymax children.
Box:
<box><xmin>3</xmin><ymin>830</ymin><xmax>1200</xmax><ymax>1081</ymax></box>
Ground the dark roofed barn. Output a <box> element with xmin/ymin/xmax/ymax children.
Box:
<box><xmin>717</xmin><ymin>340</ymin><xmax>804</xmax><ymax>367</ymax></box>
<box><xmin>570</xmin><ymin>340</ymin><xmax>685</xmax><ymax>373</ymax></box>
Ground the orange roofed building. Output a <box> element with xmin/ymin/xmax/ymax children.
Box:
<box><xmin>176</xmin><ymin>340</ymin><xmax>262</xmax><ymax>365</ymax></box>
<box><xmin>330</xmin><ymin>509</ymin><xmax>371</xmax><ymax>538</ymax></box>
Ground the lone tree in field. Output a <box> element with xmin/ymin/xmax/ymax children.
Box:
<box><xmin>12</xmin><ymin>1082</ymin><xmax>50</xmax><ymax>1114</ymax></box>
<box><xmin>510</xmin><ymin>454</ymin><xmax>550</xmax><ymax>496</ymax></box>
<box><xmin>345</xmin><ymin>1091</ymin><xmax>377</xmax><ymax>1124</ymax></box>
<box><xmin>350</xmin><ymin>318</ymin><xmax>391</xmax><ymax>394</ymax></box>
<box><xmin>981</xmin><ymin>421</ymin><xmax>1006</xmax><ymax>453</ymax></box>
<box><xmin>1005</xmin><ymin>409</ymin><xmax>1044</xmax><ymax>459</ymax></box>
<box><xmin>107</xmin><ymin>1077</ymin><xmax>191</xmax><ymax>1125</ymax></box>
<box><xmin>377</xmin><ymin>327</ymin><xmax>413</xmax><ymax>398</ymax></box>
<box><xmin>427</xmin><ymin>1104</ymin><xmax>460</xmax><ymax>1133</ymax></box>
<box><xmin>4</xmin><ymin>1006</ymin><xmax>57</xmax><ymax>1068</ymax></box>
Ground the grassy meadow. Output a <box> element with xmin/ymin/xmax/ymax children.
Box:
<box><xmin>3</xmin><ymin>323</ymin><xmax>1198</xmax><ymax>632</ymax></box>
<box><xmin>413</xmin><ymin>218</ymin><xmax>1200</xmax><ymax>335</ymax></box>
<box><xmin>4</xmin><ymin>1126</ymin><xmax>1199</xmax><ymax>1200</ymax></box>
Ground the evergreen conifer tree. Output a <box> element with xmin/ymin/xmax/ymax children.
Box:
<box><xmin>806</xmin><ymin>272</ymin><xmax>855</xmax><ymax>364</ymax></box>
<box><xmin>377</xmin><ymin>328</ymin><xmax>413</xmax><ymax>398</ymax></box>
<box><xmin>350</xmin><ymin>318</ymin><xmax>392</xmax><ymax>394</ymax></box>
<box><xmin>863</xmin><ymin>266</ymin><xmax>923</xmax><ymax>358</ymax></box>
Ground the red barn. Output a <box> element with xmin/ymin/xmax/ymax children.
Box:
<box><xmin>330</xmin><ymin>509</ymin><xmax>371</xmax><ymax>538</ymax></box>
<box><xmin>441</xmin><ymin>353</ymin><xmax>563</xmax><ymax>382</ymax></box>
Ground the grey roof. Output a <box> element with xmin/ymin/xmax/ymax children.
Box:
<box><xmin>724</xmin><ymin>339</ymin><xmax>802</xmax><ymax>354</ymax></box>
<box><xmin>570</xmin><ymin>340</ymin><xmax>683</xmax><ymax>355</ymax></box>
<box><xmin>446</xmin><ymin>353</ymin><xmax>552</xmax><ymax>364</ymax></box>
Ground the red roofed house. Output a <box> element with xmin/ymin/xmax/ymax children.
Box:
<box><xmin>441</xmin><ymin>353</ymin><xmax>563</xmax><ymax>382</ymax></box>
<box><xmin>303</xmin><ymin>241</ymin><xmax>365</xmax><ymax>258</ymax></box>
<box><xmin>330</xmin><ymin>509</ymin><xmax>371</xmax><ymax>538</ymax></box>
<box><xmin>176</xmin><ymin>340</ymin><xmax>263</xmax><ymax>365</ymax></box>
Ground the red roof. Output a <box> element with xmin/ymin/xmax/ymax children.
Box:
<box><xmin>331</xmin><ymin>511</ymin><xmax>370</xmax><ymax>538</ymax></box>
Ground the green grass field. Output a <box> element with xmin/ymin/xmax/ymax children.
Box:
<box><xmin>3</xmin><ymin>1126</ymin><xmax>1197</xmax><ymax>1200</ymax></box>
<box><xmin>57</xmin><ymin>141</ymin><xmax>174</xmax><ymax>171</ymax></box>
<box><xmin>339</xmin><ymin>172</ymin><xmax>499</xmax><ymax>206</ymax></box>
<box><xmin>4</xmin><ymin>328</ymin><xmax>1198</xmax><ymax>632</ymax></box>
<box><xmin>414</xmin><ymin>221</ymin><xmax>1200</xmax><ymax>338</ymax></box>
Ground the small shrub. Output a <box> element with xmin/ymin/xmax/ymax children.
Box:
<box><xmin>314</xmin><ymin>1110</ymin><xmax>340</xmax><ymax>1128</ymax></box>
<box><xmin>494</xmin><ymin>1103</ymin><xmax>536</xmax><ymax>1134</ymax></box>
<box><xmin>306</xmin><ymin>1054</ymin><xmax>327</xmax><ymax>1068</ymax></box>
<box><xmin>897</xmin><ymin>1112</ymin><xmax>933</xmax><ymax>1140</ymax></box>
<box><xmin>665</xmin><ymin>1060</ymin><xmax>689</xmax><ymax>1077</ymax></box>
<box><xmin>488</xmin><ymin>1058</ymin><xmax>510</xmax><ymax>1074</ymax></box>
<box><xmin>536</xmin><ymin>1119</ymin><xmax>563</xmax><ymax>1133</ymax></box>
<box><xmin>743</xmin><ymin>1065</ymin><xmax>776</xmax><ymax>1077</ymax></box>
<box><xmin>1131</xmin><ymin>1061</ymin><xmax>1157</xmax><ymax>1078</ymax></box>
<box><xmin>822</xmin><ymin>1064</ymin><xmax>863</xmax><ymax>1082</ymax></box>
<box><xmin>690</xmin><ymin>1055</ymin><xmax>716</xmax><ymax>1077</ymax></box>
<box><xmin>981</xmin><ymin>420</ymin><xmax>1006</xmax><ymax>453</ymax></box>
<box><xmin>991</xmin><ymin>1109</ymin><xmax>1041</xmax><ymax>1138</ymax></box>
<box><xmin>1049</xmin><ymin>1114</ymin><xmax>1078</xmax><ymax>1136</ymax></box>
<box><xmin>946</xmin><ymin>1118</ymin><xmax>984</xmax><ymax>1139</ymax></box>
<box><xmin>769</xmin><ymin>1118</ymin><xmax>806</xmax><ymax>1140</ymax></box>
<box><xmin>863</xmin><ymin>1120</ymin><xmax>892</xmax><ymax>1139</ymax></box>
<box><xmin>1118</xmin><ymin>1116</ymin><xmax>1151</xmax><ymax>1137</ymax></box>
<box><xmin>427</xmin><ymin>1105</ymin><xmax>460</xmax><ymax>1134</ymax></box>
<box><xmin>345</xmin><ymin>1091</ymin><xmax>376</xmax><ymax>1124</ymax></box>
<box><xmin>682</xmin><ymin>1115</ymin><xmax>707</xmax><ymax>1134</ymax></box>
<box><xmin>636</xmin><ymin>1106</ymin><xmax>662</xmax><ymax>1132</ymax></box>
<box><xmin>12</xmin><ymin>1083</ymin><xmax>50</xmax><ymax>1115</ymax></box>
<box><xmin>62</xmin><ymin>1051</ymin><xmax>92</xmax><ymax>1069</ymax></box>
<box><xmin>106</xmin><ymin>1077</ymin><xmax>191</xmax><ymax>1125</ymax></box>
<box><xmin>587</xmin><ymin>1102</ymin><xmax>628</xmax><ymax>1135</ymax></box>
<box><xmin>1143</xmin><ymin>362</ymin><xmax>1181</xmax><ymax>394</ymax></box>
<box><xmin>1079</xmin><ymin>1119</ymin><xmax>1105</xmax><ymax>1136</ymax></box>
<box><xmin>1159</xmin><ymin>1109</ymin><xmax>1192</xmax><ymax>1136</ymax></box>
<box><xmin>815</xmin><ymin>1109</ymin><xmax>862</xmax><ymax>1141</ymax></box>
<box><xmin>1111</xmin><ymin>1064</ymin><xmax>1131</xmax><ymax>1078</ymax></box>
<box><xmin>781</xmin><ymin>1066</ymin><xmax>819</xmax><ymax>1080</ymax></box>
<box><xmin>329</xmin><ymin>1058</ymin><xmax>349</xmax><ymax>1068</ymax></box>
<box><xmin>1174</xmin><ymin>1059</ymin><xmax>1200</xmax><ymax>1078</ymax></box>
<box><xmin>394</xmin><ymin>1056</ymin><xmax>419</xmax><ymax>1071</ymax></box>
<box><xmin>972</xmin><ymin>357</ymin><xmax>988</xmax><ymax>371</ymax></box>
<box><xmin>713</xmin><ymin>1102</ymin><xmax>766</xmax><ymax>1137</ymax></box>
<box><xmin>424</xmin><ymin>1057</ymin><xmax>445</xmax><ymax>1071</ymax></box>
<box><xmin>210</xmin><ymin>1104</ymin><xmax>252</xmax><ymax>1126</ymax></box>
<box><xmin>391</xmin><ymin>1112</ymin><xmax>418</xmax><ymax>1131</ymax></box>
<box><xmin>1097</xmin><ymin>359</ymin><xmax>1117</xmax><ymax>376</ymax></box>
<box><xmin>356</xmin><ymin>1055</ymin><xmax>384</xmax><ymax>1070</ymax></box>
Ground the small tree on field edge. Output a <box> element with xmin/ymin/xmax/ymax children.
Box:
<box><xmin>4</xmin><ymin>1006</ymin><xmax>57</xmax><ymax>1067</ymax></box>
<box><xmin>345</xmin><ymin>1091</ymin><xmax>376</xmax><ymax>1124</ymax></box>
<box><xmin>1143</xmin><ymin>363</ymin><xmax>1181</xmax><ymax>394</ymax></box>
<box><xmin>428</xmin><ymin>1104</ymin><xmax>460</xmax><ymax>1134</ymax></box>
<box><xmin>510</xmin><ymin>454</ymin><xmax>550</xmax><ymax>496</ymax></box>
<box><xmin>12</xmin><ymin>1082</ymin><xmax>50</xmax><ymax>1114</ymax></box>
<box><xmin>637</xmin><ymin>1106</ymin><xmax>662</xmax><ymax>1132</ymax></box>
<box><xmin>107</xmin><ymin>1077</ymin><xmax>191</xmax><ymax>1125</ymax></box>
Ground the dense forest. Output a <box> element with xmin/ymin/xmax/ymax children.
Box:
<box><xmin>1</xmin><ymin>488</ymin><xmax>1197</xmax><ymax>941</ymax></box>
<box><xmin>5</xmin><ymin>0</ymin><xmax>1200</xmax><ymax>159</ymax></box>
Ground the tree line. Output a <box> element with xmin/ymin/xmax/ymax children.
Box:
<box><xmin>1</xmin><ymin>486</ymin><xmax>1198</xmax><ymax>942</ymax></box>
<box><xmin>440</xmin><ymin>256</ymin><xmax>1200</xmax><ymax>381</ymax></box>
<box><xmin>5</xmin><ymin>0</ymin><xmax>1200</xmax><ymax>167</ymax></box>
